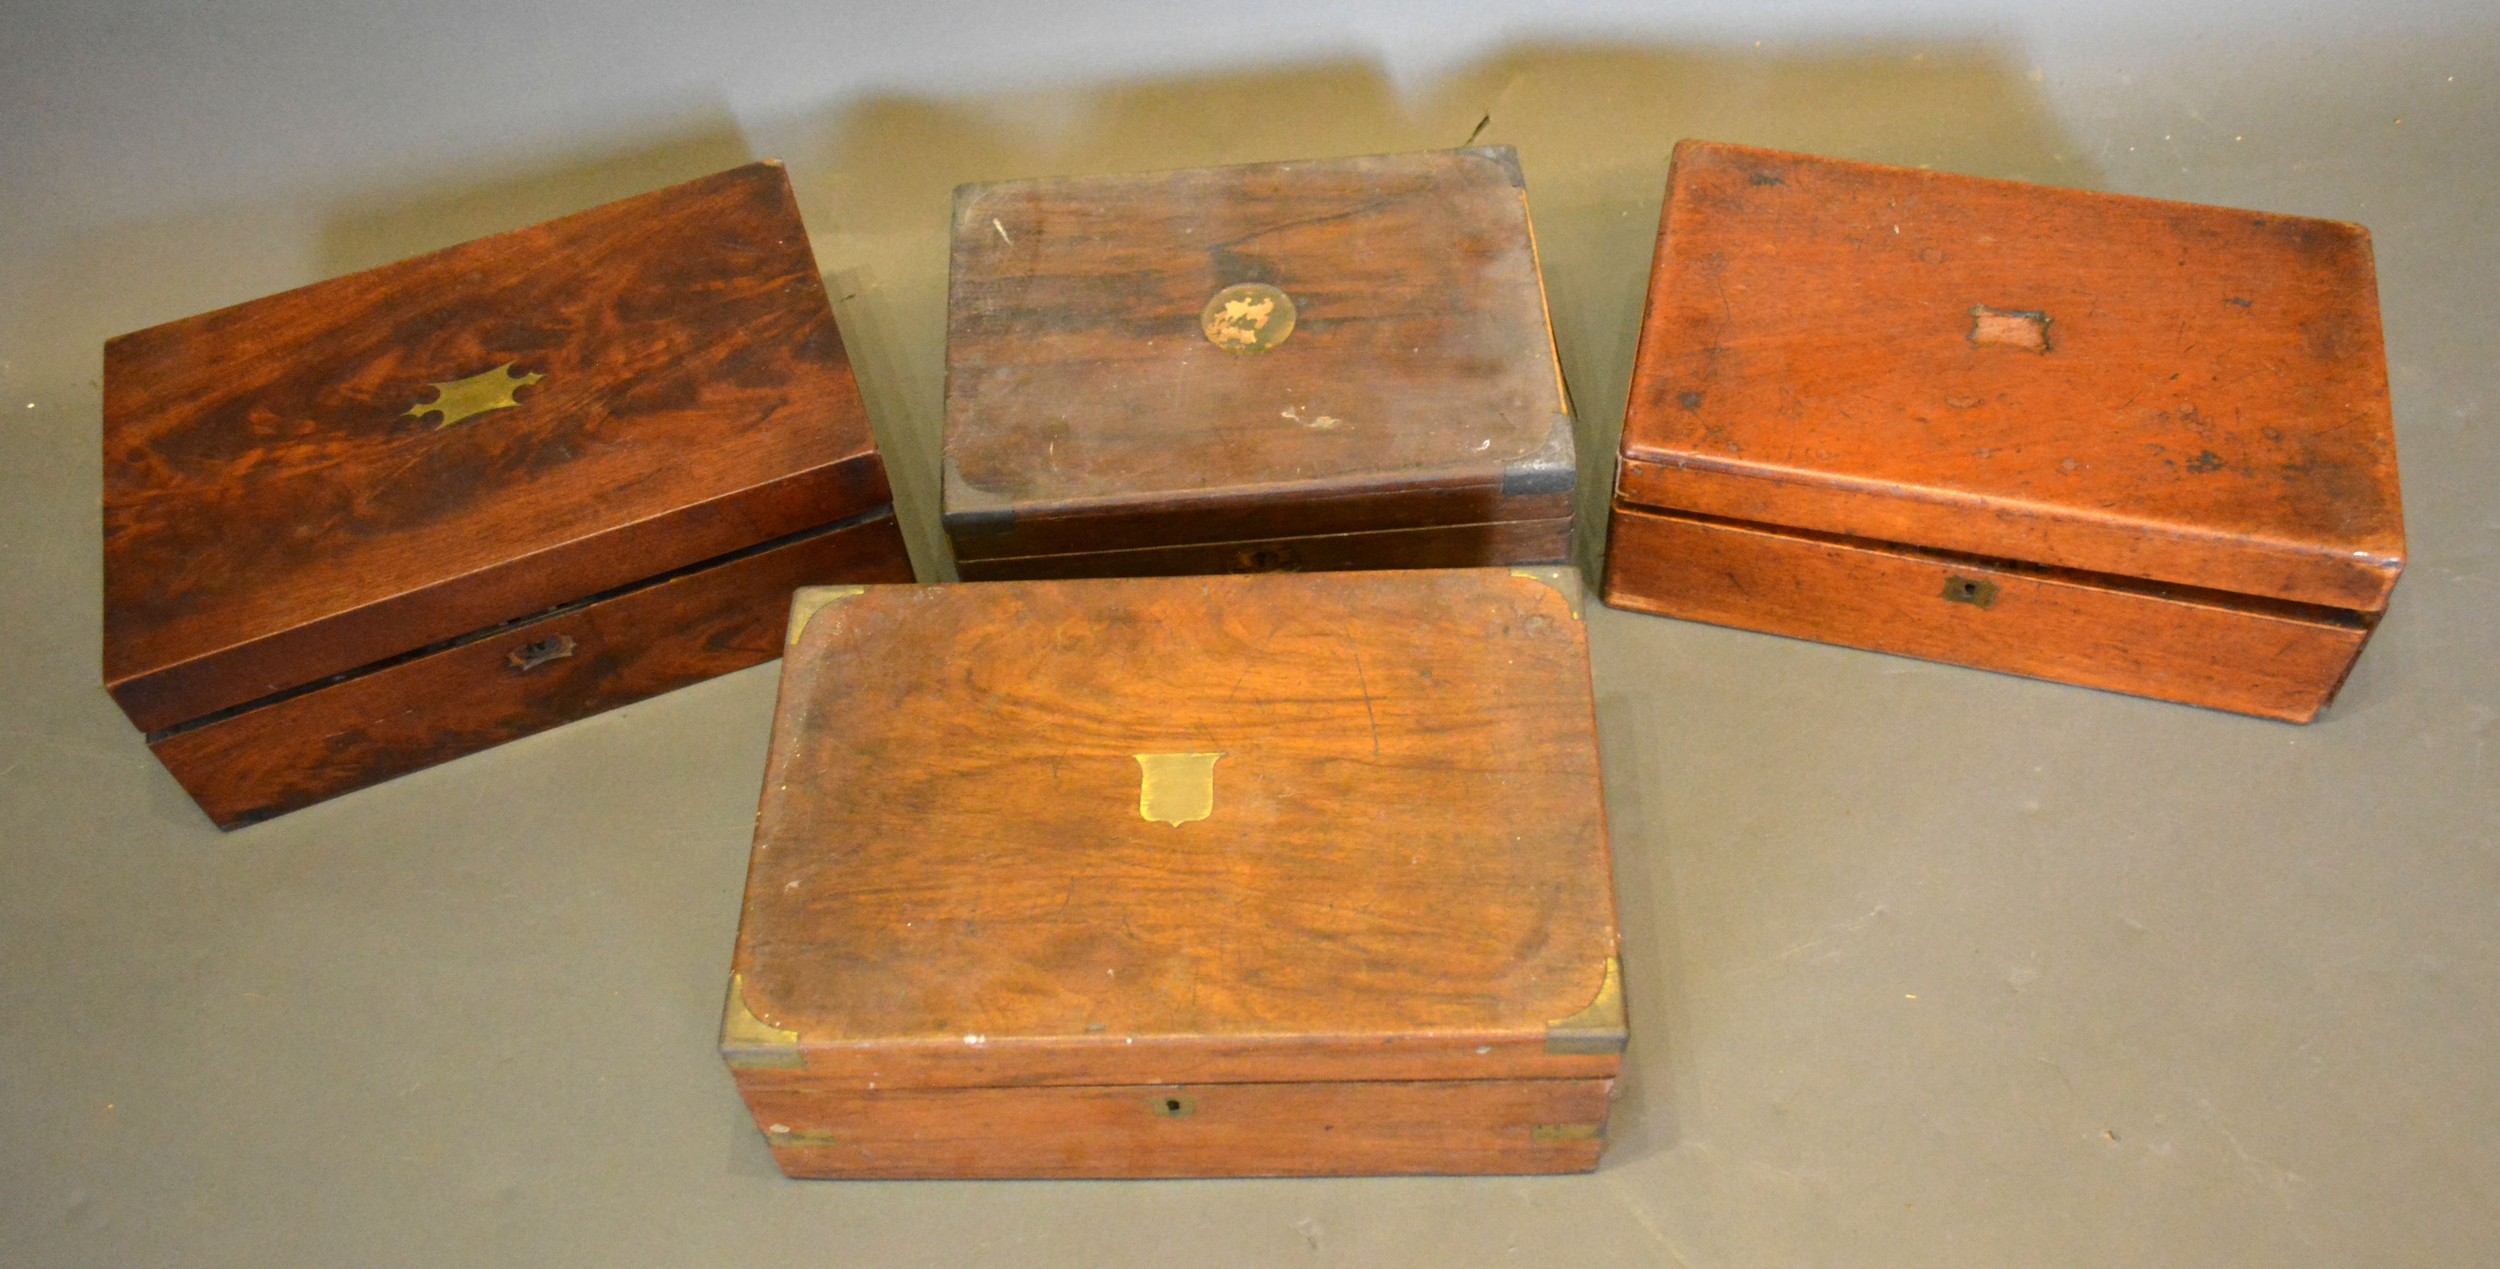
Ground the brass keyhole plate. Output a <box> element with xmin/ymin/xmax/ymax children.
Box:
<box><xmin>1941</xmin><ymin>575</ymin><xmax>2000</xmax><ymax>608</ymax></box>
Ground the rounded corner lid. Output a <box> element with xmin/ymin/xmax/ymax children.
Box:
<box><xmin>943</xmin><ymin>148</ymin><xmax>1565</xmax><ymax>517</ymax></box>
<box><xmin>102</xmin><ymin>162</ymin><xmax>887</xmax><ymax>727</ymax></box>
<box><xmin>1620</xmin><ymin>141</ymin><xmax>2405</xmax><ymax>612</ymax></box>
<box><xmin>733</xmin><ymin>569</ymin><xmax>1618</xmax><ymax>1083</ymax></box>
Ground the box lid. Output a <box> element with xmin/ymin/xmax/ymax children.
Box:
<box><xmin>724</xmin><ymin>568</ymin><xmax>1622</xmax><ymax>1091</ymax></box>
<box><xmin>104</xmin><ymin>162</ymin><xmax>889</xmax><ymax>733</ymax></box>
<box><xmin>1617</xmin><ymin>141</ymin><xmax>2404</xmax><ymax>613</ymax></box>
<box><xmin>942</xmin><ymin>148</ymin><xmax>1575</xmax><ymax>563</ymax></box>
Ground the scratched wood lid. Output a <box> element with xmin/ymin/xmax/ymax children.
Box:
<box><xmin>102</xmin><ymin>162</ymin><xmax>888</xmax><ymax>733</ymax></box>
<box><xmin>725</xmin><ymin>569</ymin><xmax>1623</xmax><ymax>1091</ymax></box>
<box><xmin>1617</xmin><ymin>140</ymin><xmax>2404</xmax><ymax>614</ymax></box>
<box><xmin>942</xmin><ymin>147</ymin><xmax>1575</xmax><ymax>562</ymax></box>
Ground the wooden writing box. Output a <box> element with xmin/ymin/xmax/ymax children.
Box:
<box><xmin>723</xmin><ymin>568</ymin><xmax>1624</xmax><ymax>1178</ymax></box>
<box><xmin>103</xmin><ymin>163</ymin><xmax>914</xmax><ymax>828</ymax></box>
<box><xmin>942</xmin><ymin>147</ymin><xmax>1577</xmax><ymax>581</ymax></box>
<box><xmin>1604</xmin><ymin>141</ymin><xmax>2404</xmax><ymax>722</ymax></box>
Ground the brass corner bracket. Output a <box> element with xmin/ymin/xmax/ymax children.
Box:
<box><xmin>1544</xmin><ymin>956</ymin><xmax>1626</xmax><ymax>1055</ymax></box>
<box><xmin>786</xmin><ymin>586</ymin><xmax>868</xmax><ymax>647</ymax></box>
<box><xmin>720</xmin><ymin>972</ymin><xmax>804</xmax><ymax>1070</ymax></box>
<box><xmin>1509</xmin><ymin>566</ymin><xmax>1586</xmax><ymax>620</ymax></box>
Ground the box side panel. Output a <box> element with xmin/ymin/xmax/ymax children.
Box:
<box><xmin>733</xmin><ymin>1077</ymin><xmax>1613</xmax><ymax>1179</ymax></box>
<box><xmin>150</xmin><ymin>513</ymin><xmax>912</xmax><ymax>828</ymax></box>
<box><xmin>1614</xmin><ymin>455</ymin><xmax>2399</xmax><ymax>616</ymax></box>
<box><xmin>955</xmin><ymin>515</ymin><xmax>1572</xmax><ymax>581</ymax></box>
<box><xmin>1601</xmin><ymin>504</ymin><xmax>2369</xmax><ymax>722</ymax></box>
<box><xmin>944</xmin><ymin>455</ymin><xmax>1572</xmax><ymax>563</ymax></box>
<box><xmin>109</xmin><ymin>454</ymin><xmax>890</xmax><ymax>734</ymax></box>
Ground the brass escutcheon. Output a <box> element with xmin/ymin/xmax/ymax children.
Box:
<box><xmin>1234</xmin><ymin>544</ymin><xmax>1302</xmax><ymax>573</ymax></box>
<box><xmin>1942</xmin><ymin>575</ymin><xmax>2000</xmax><ymax>608</ymax></box>
<box><xmin>505</xmin><ymin>634</ymin><xmax>577</xmax><ymax>672</ymax></box>
<box><xmin>1201</xmin><ymin>283</ymin><xmax>1296</xmax><ymax>353</ymax></box>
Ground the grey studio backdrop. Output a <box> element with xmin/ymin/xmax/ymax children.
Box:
<box><xmin>3</xmin><ymin>1</ymin><xmax>2496</xmax><ymax>1265</ymax></box>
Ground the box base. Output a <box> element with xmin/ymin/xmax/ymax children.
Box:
<box><xmin>1601</xmin><ymin>504</ymin><xmax>2374</xmax><ymax>722</ymax></box>
<box><xmin>954</xmin><ymin>516</ymin><xmax>1572</xmax><ymax>582</ymax></box>
<box><xmin>735</xmin><ymin>1076</ymin><xmax>1614</xmax><ymax>1179</ymax></box>
<box><xmin>148</xmin><ymin>511</ymin><xmax>914</xmax><ymax>828</ymax></box>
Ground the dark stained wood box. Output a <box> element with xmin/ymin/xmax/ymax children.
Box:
<box><xmin>941</xmin><ymin>147</ymin><xmax>1578</xmax><ymax>581</ymax></box>
<box><xmin>103</xmin><ymin>162</ymin><xmax>914</xmax><ymax>828</ymax></box>
<box><xmin>723</xmin><ymin>568</ymin><xmax>1624</xmax><ymax>1178</ymax></box>
<box><xmin>1603</xmin><ymin>141</ymin><xmax>2405</xmax><ymax>722</ymax></box>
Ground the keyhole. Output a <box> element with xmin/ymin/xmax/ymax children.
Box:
<box><xmin>1941</xmin><ymin>575</ymin><xmax>1999</xmax><ymax>609</ymax></box>
<box><xmin>507</xmin><ymin>634</ymin><xmax>577</xmax><ymax>672</ymax></box>
<box><xmin>1236</xmin><ymin>546</ymin><xmax>1301</xmax><ymax>573</ymax></box>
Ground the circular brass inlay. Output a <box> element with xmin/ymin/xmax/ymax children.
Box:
<box><xmin>1200</xmin><ymin>283</ymin><xmax>1296</xmax><ymax>354</ymax></box>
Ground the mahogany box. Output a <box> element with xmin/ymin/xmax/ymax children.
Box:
<box><xmin>722</xmin><ymin>568</ymin><xmax>1624</xmax><ymax>1178</ymax></box>
<box><xmin>1603</xmin><ymin>141</ymin><xmax>2404</xmax><ymax>722</ymax></box>
<box><xmin>103</xmin><ymin>162</ymin><xmax>914</xmax><ymax>828</ymax></box>
<box><xmin>941</xmin><ymin>147</ymin><xmax>1578</xmax><ymax>581</ymax></box>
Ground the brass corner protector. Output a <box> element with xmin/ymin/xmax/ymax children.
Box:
<box><xmin>1509</xmin><ymin>566</ymin><xmax>1585</xmax><ymax>620</ymax></box>
<box><xmin>1461</xmin><ymin>143</ymin><xmax>1528</xmax><ymax>188</ymax></box>
<box><xmin>1500</xmin><ymin>413</ymin><xmax>1579</xmax><ymax>497</ymax></box>
<box><xmin>1530</xmin><ymin>1122</ymin><xmax>1605</xmax><ymax>1142</ymax></box>
<box><xmin>762</xmin><ymin>1124</ymin><xmax>840</xmax><ymax>1148</ymax></box>
<box><xmin>940</xmin><ymin>455</ymin><xmax>1018</xmax><ymax>538</ymax></box>
<box><xmin>1544</xmin><ymin>956</ymin><xmax>1626</xmax><ymax>1056</ymax></box>
<box><xmin>720</xmin><ymin>973</ymin><xmax>804</xmax><ymax>1070</ymax></box>
<box><xmin>786</xmin><ymin>586</ymin><xmax>868</xmax><ymax>647</ymax></box>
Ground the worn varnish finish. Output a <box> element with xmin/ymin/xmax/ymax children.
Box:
<box><xmin>725</xmin><ymin>569</ymin><xmax>1623</xmax><ymax>1178</ymax></box>
<box><xmin>153</xmin><ymin>513</ymin><xmax>911</xmax><ymax>827</ymax></box>
<box><xmin>943</xmin><ymin>148</ymin><xmax>1576</xmax><ymax>579</ymax></box>
<box><xmin>103</xmin><ymin>162</ymin><xmax>908</xmax><ymax>824</ymax></box>
<box><xmin>1604</xmin><ymin>141</ymin><xmax>2403</xmax><ymax>719</ymax></box>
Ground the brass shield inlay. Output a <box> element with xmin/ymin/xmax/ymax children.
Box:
<box><xmin>1201</xmin><ymin>284</ymin><xmax>1296</xmax><ymax>353</ymax></box>
<box><xmin>405</xmin><ymin>362</ymin><xmax>544</xmax><ymax>429</ymax></box>
<box><xmin>1135</xmin><ymin>752</ymin><xmax>1225</xmax><ymax>826</ymax></box>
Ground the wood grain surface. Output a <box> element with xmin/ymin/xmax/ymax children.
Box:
<box><xmin>943</xmin><ymin>148</ymin><xmax>1573</xmax><ymax>567</ymax></box>
<box><xmin>728</xmin><ymin>569</ymin><xmax>1621</xmax><ymax>1094</ymax></box>
<box><xmin>1603</xmin><ymin>505</ymin><xmax>2370</xmax><ymax>721</ymax></box>
<box><xmin>1617</xmin><ymin>140</ymin><xmax>2403</xmax><ymax>613</ymax></box>
<box><xmin>152</xmin><ymin>512</ymin><xmax>911</xmax><ymax>828</ymax></box>
<box><xmin>740</xmin><ymin>1077</ymin><xmax>1615</xmax><ymax>1179</ymax></box>
<box><xmin>104</xmin><ymin>162</ymin><xmax>890</xmax><ymax>731</ymax></box>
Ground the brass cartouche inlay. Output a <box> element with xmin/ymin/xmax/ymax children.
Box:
<box><xmin>405</xmin><ymin>362</ymin><xmax>543</xmax><ymax>429</ymax></box>
<box><xmin>1201</xmin><ymin>284</ymin><xmax>1296</xmax><ymax>354</ymax></box>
